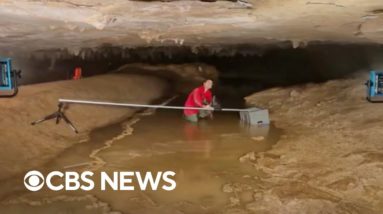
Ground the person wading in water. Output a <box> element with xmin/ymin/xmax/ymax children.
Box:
<box><xmin>184</xmin><ymin>79</ymin><xmax>214</xmax><ymax>123</ymax></box>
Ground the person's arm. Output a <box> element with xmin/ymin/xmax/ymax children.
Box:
<box><xmin>205</xmin><ymin>91</ymin><xmax>212</xmax><ymax>104</ymax></box>
<box><xmin>205</xmin><ymin>91</ymin><xmax>214</xmax><ymax>116</ymax></box>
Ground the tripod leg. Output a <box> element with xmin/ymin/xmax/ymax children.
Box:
<box><xmin>61</xmin><ymin>114</ymin><xmax>79</xmax><ymax>134</ymax></box>
<box><xmin>31</xmin><ymin>112</ymin><xmax>59</xmax><ymax>125</ymax></box>
<box><xmin>56</xmin><ymin>114</ymin><xmax>61</xmax><ymax>124</ymax></box>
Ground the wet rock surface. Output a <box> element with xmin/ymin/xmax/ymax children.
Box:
<box><xmin>0</xmin><ymin>73</ymin><xmax>167</xmax><ymax>182</ymax></box>
<box><xmin>245</xmin><ymin>72</ymin><xmax>383</xmax><ymax>213</ymax></box>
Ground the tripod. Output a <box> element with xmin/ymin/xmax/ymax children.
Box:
<box><xmin>31</xmin><ymin>103</ymin><xmax>79</xmax><ymax>133</ymax></box>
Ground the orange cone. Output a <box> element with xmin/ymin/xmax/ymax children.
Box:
<box><xmin>73</xmin><ymin>67</ymin><xmax>82</xmax><ymax>80</ymax></box>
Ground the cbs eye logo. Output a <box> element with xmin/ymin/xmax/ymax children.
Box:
<box><xmin>24</xmin><ymin>170</ymin><xmax>45</xmax><ymax>191</ymax></box>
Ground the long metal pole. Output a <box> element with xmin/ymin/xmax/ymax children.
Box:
<box><xmin>58</xmin><ymin>98</ymin><xmax>249</xmax><ymax>112</ymax></box>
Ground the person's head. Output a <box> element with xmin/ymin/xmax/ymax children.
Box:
<box><xmin>203</xmin><ymin>79</ymin><xmax>213</xmax><ymax>90</ymax></box>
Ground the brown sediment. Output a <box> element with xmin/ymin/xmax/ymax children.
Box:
<box><xmin>3</xmin><ymin>194</ymin><xmax>121</xmax><ymax>214</ymax></box>
<box><xmin>244</xmin><ymin>72</ymin><xmax>383</xmax><ymax>213</ymax></box>
<box><xmin>0</xmin><ymin>98</ymin><xmax>281</xmax><ymax>213</ymax></box>
<box><xmin>0</xmin><ymin>73</ymin><xmax>168</xmax><ymax>181</ymax></box>
<box><xmin>88</xmin><ymin>117</ymin><xmax>140</xmax><ymax>170</ymax></box>
<box><xmin>87</xmin><ymin>96</ymin><xmax>177</xmax><ymax>171</ymax></box>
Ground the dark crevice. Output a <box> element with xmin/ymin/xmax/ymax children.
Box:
<box><xmin>12</xmin><ymin>43</ymin><xmax>383</xmax><ymax>99</ymax></box>
<box><xmin>306</xmin><ymin>1</ymin><xmax>345</xmax><ymax>8</ymax></box>
<box><xmin>369</xmin><ymin>9</ymin><xmax>383</xmax><ymax>14</ymax></box>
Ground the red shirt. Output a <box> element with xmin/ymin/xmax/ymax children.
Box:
<box><xmin>184</xmin><ymin>86</ymin><xmax>212</xmax><ymax>116</ymax></box>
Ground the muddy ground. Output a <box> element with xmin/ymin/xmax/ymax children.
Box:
<box><xmin>0</xmin><ymin>73</ymin><xmax>168</xmax><ymax>181</ymax></box>
<box><xmin>0</xmin><ymin>61</ymin><xmax>221</xmax><ymax>183</ymax></box>
<box><xmin>1</xmin><ymin>64</ymin><xmax>381</xmax><ymax>214</ymax></box>
<box><xmin>242</xmin><ymin>72</ymin><xmax>383</xmax><ymax>214</ymax></box>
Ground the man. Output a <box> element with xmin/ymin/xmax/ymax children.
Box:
<box><xmin>184</xmin><ymin>79</ymin><xmax>214</xmax><ymax>123</ymax></box>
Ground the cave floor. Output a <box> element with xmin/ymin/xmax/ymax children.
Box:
<box><xmin>245</xmin><ymin>72</ymin><xmax>383</xmax><ymax>214</ymax></box>
<box><xmin>0</xmin><ymin>71</ymin><xmax>382</xmax><ymax>214</ymax></box>
<box><xmin>0</xmin><ymin>100</ymin><xmax>281</xmax><ymax>214</ymax></box>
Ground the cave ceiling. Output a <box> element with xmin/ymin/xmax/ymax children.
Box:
<box><xmin>0</xmin><ymin>0</ymin><xmax>383</xmax><ymax>54</ymax></box>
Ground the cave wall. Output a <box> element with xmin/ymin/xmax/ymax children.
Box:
<box><xmin>10</xmin><ymin>43</ymin><xmax>383</xmax><ymax>97</ymax></box>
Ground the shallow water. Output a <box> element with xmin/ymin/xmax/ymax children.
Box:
<box><xmin>0</xmin><ymin>103</ymin><xmax>281</xmax><ymax>214</ymax></box>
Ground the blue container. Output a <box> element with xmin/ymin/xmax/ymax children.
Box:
<box><xmin>0</xmin><ymin>57</ymin><xmax>18</xmax><ymax>97</ymax></box>
<box><xmin>366</xmin><ymin>71</ymin><xmax>383</xmax><ymax>102</ymax></box>
<box><xmin>0</xmin><ymin>58</ymin><xmax>12</xmax><ymax>90</ymax></box>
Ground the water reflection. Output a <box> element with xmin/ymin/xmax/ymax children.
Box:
<box><xmin>240</xmin><ymin>122</ymin><xmax>270</xmax><ymax>138</ymax></box>
<box><xmin>0</xmin><ymin>108</ymin><xmax>281</xmax><ymax>214</ymax></box>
